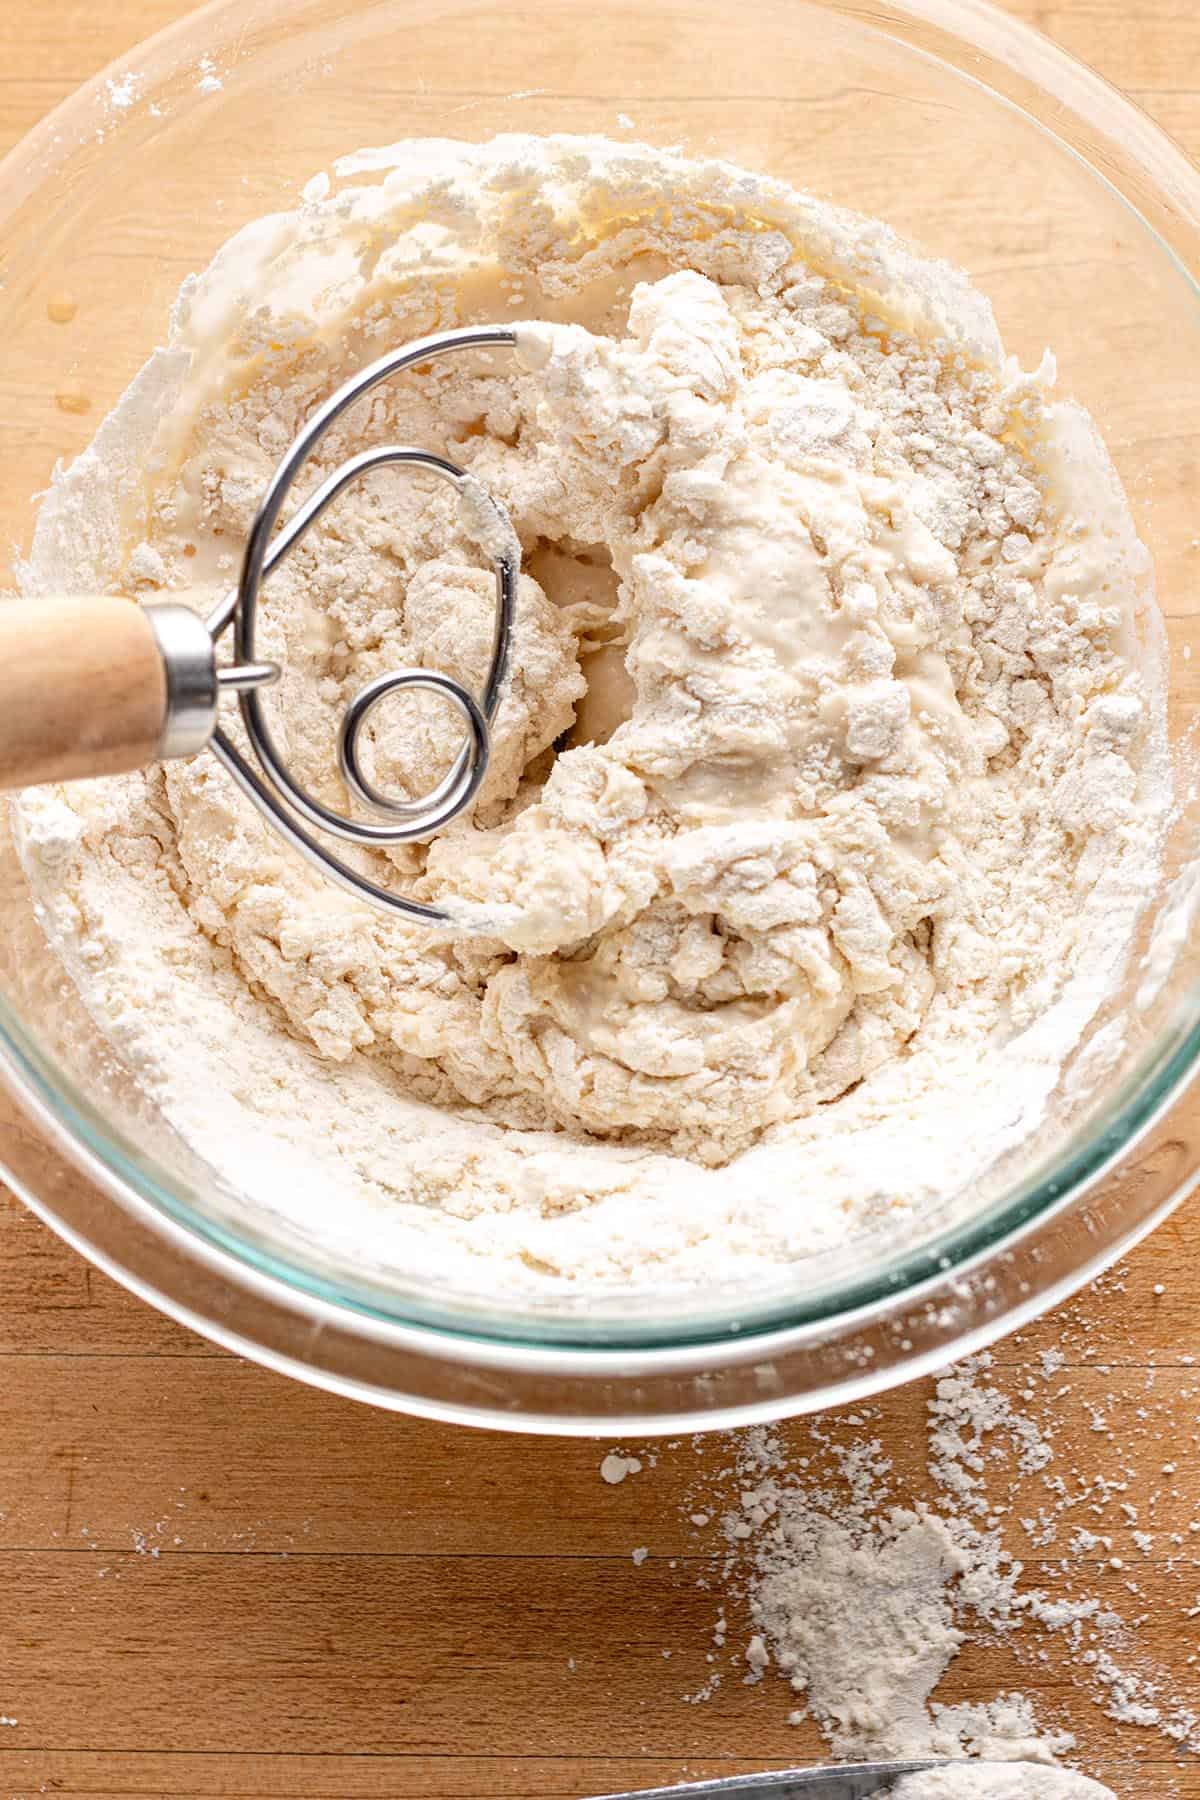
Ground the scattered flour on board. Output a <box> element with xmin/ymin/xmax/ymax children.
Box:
<box><xmin>598</xmin><ymin>1289</ymin><xmax>1200</xmax><ymax>1794</ymax></box>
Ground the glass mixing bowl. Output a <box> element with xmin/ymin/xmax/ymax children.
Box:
<box><xmin>1</xmin><ymin>0</ymin><xmax>1198</xmax><ymax>1432</ymax></box>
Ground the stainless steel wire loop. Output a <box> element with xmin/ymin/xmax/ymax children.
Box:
<box><xmin>202</xmin><ymin>325</ymin><xmax>520</xmax><ymax>928</ymax></box>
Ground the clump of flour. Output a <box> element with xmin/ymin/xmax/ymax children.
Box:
<box><xmin>600</xmin><ymin>1453</ymin><xmax>643</xmax><ymax>1486</ymax></box>
<box><xmin>722</xmin><ymin>1414</ymin><xmax>1068</xmax><ymax>1765</ymax></box>
<box><xmin>14</xmin><ymin>135</ymin><xmax>1169</xmax><ymax>1298</ymax></box>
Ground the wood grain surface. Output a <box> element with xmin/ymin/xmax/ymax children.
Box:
<box><xmin>2</xmin><ymin>3</ymin><xmax>1200</xmax><ymax>1798</ymax></box>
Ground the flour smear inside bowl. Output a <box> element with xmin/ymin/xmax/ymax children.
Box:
<box><xmin>15</xmin><ymin>135</ymin><xmax>1169</xmax><ymax>1298</ymax></box>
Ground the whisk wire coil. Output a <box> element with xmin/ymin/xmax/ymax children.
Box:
<box><xmin>202</xmin><ymin>325</ymin><xmax>520</xmax><ymax>927</ymax></box>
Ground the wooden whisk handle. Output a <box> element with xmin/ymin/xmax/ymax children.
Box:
<box><xmin>0</xmin><ymin>594</ymin><xmax>217</xmax><ymax>789</ymax></box>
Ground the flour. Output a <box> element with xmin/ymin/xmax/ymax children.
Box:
<box><xmin>731</xmin><ymin>1431</ymin><xmax>1061</xmax><ymax>1764</ymax></box>
<box><xmin>751</xmin><ymin>1502</ymin><xmax>984</xmax><ymax>1756</ymax></box>
<box><xmin>13</xmin><ymin>135</ymin><xmax>1169</xmax><ymax>1297</ymax></box>
<box><xmin>647</xmin><ymin>1336</ymin><xmax>1200</xmax><ymax>1790</ymax></box>
<box><xmin>889</xmin><ymin>1772</ymin><xmax>1114</xmax><ymax>1800</ymax></box>
<box><xmin>600</xmin><ymin>1452</ymin><xmax>642</xmax><ymax>1485</ymax></box>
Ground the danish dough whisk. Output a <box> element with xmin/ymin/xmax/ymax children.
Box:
<box><xmin>0</xmin><ymin>326</ymin><xmax>521</xmax><ymax>928</ymax></box>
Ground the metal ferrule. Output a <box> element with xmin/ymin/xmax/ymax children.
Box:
<box><xmin>147</xmin><ymin>603</ymin><xmax>219</xmax><ymax>761</ymax></box>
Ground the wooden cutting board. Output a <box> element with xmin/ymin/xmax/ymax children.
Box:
<box><xmin>2</xmin><ymin>3</ymin><xmax>1200</xmax><ymax>1797</ymax></box>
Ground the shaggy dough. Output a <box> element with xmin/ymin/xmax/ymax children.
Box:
<box><xmin>154</xmin><ymin>246</ymin><xmax>1147</xmax><ymax>1163</ymax></box>
<box><xmin>14</xmin><ymin>137</ymin><xmax>1167</xmax><ymax>1289</ymax></box>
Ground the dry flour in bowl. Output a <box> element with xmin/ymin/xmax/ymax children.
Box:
<box><xmin>13</xmin><ymin>136</ymin><xmax>1170</xmax><ymax>1299</ymax></box>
